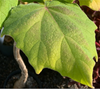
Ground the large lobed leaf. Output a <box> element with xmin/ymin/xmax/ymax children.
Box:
<box><xmin>79</xmin><ymin>0</ymin><xmax>100</xmax><ymax>11</ymax></box>
<box><xmin>2</xmin><ymin>1</ymin><xmax>97</xmax><ymax>88</ymax></box>
<box><xmin>0</xmin><ymin>0</ymin><xmax>18</xmax><ymax>28</ymax></box>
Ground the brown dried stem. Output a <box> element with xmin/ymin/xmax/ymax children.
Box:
<box><xmin>13</xmin><ymin>42</ymin><xmax>28</xmax><ymax>88</ymax></box>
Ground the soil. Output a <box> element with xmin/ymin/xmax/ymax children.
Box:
<box><xmin>6</xmin><ymin>74</ymin><xmax>38</xmax><ymax>88</ymax></box>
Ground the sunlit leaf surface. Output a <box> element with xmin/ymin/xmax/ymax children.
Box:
<box><xmin>0</xmin><ymin>0</ymin><xmax>18</xmax><ymax>28</ymax></box>
<box><xmin>2</xmin><ymin>1</ymin><xmax>97</xmax><ymax>88</ymax></box>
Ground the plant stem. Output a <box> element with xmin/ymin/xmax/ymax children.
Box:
<box><xmin>13</xmin><ymin>42</ymin><xmax>28</xmax><ymax>88</ymax></box>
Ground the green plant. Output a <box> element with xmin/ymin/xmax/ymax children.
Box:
<box><xmin>0</xmin><ymin>0</ymin><xmax>18</xmax><ymax>28</ymax></box>
<box><xmin>0</xmin><ymin>0</ymin><xmax>99</xmax><ymax>88</ymax></box>
<box><xmin>79</xmin><ymin>0</ymin><xmax>100</xmax><ymax>11</ymax></box>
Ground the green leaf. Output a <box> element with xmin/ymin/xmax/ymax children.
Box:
<box><xmin>0</xmin><ymin>0</ymin><xmax>18</xmax><ymax>28</ymax></box>
<box><xmin>2</xmin><ymin>1</ymin><xmax>97</xmax><ymax>88</ymax></box>
<box><xmin>79</xmin><ymin>0</ymin><xmax>100</xmax><ymax>11</ymax></box>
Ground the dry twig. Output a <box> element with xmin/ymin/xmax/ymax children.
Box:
<box><xmin>13</xmin><ymin>42</ymin><xmax>28</xmax><ymax>88</ymax></box>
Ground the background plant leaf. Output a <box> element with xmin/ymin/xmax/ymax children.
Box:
<box><xmin>79</xmin><ymin>0</ymin><xmax>100</xmax><ymax>11</ymax></box>
<box><xmin>0</xmin><ymin>0</ymin><xmax>18</xmax><ymax>29</ymax></box>
<box><xmin>2</xmin><ymin>1</ymin><xmax>97</xmax><ymax>88</ymax></box>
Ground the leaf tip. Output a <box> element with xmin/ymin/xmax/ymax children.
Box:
<box><xmin>35</xmin><ymin>68</ymin><xmax>43</xmax><ymax>74</ymax></box>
